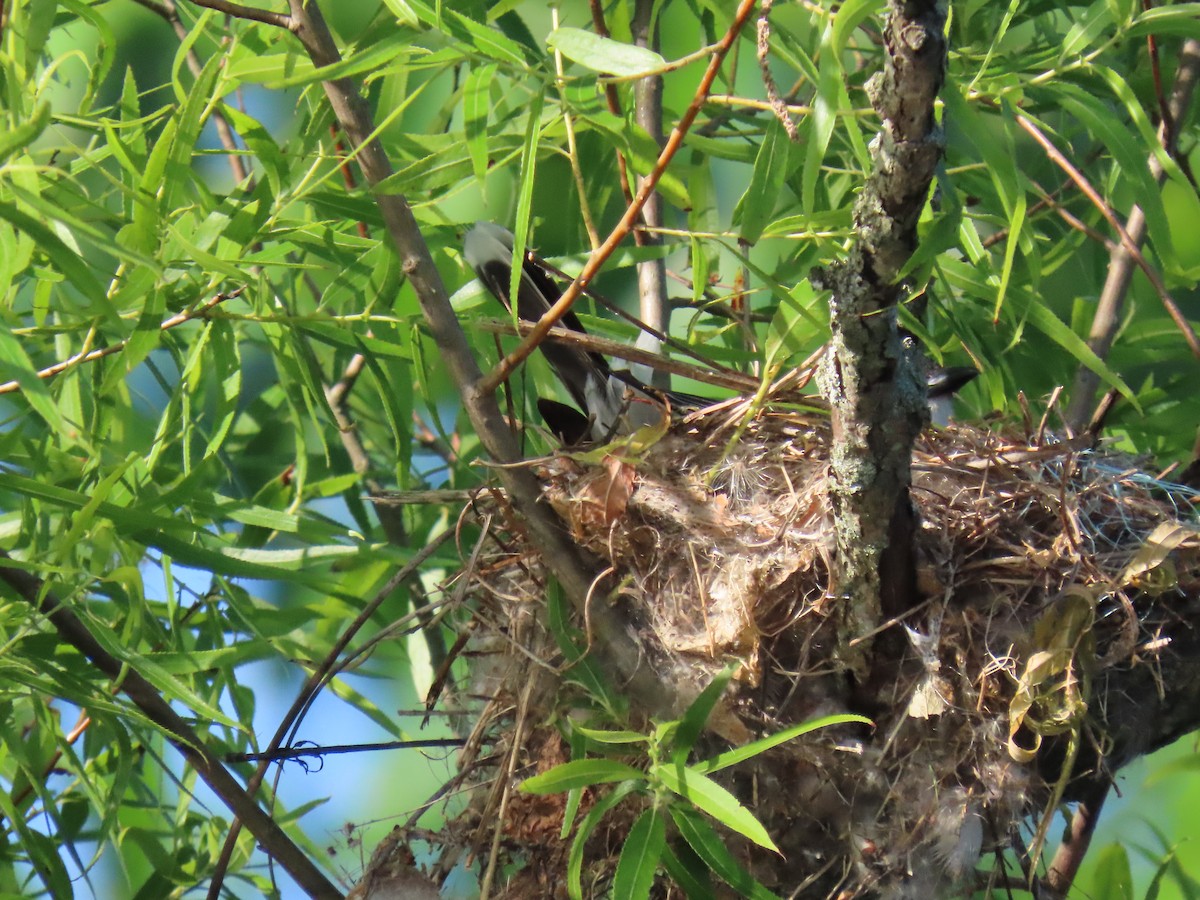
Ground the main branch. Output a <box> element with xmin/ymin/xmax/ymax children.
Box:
<box><xmin>816</xmin><ymin>0</ymin><xmax>947</xmax><ymax>676</ymax></box>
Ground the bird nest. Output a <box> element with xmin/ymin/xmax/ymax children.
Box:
<box><xmin>395</xmin><ymin>409</ymin><xmax>1200</xmax><ymax>899</ymax></box>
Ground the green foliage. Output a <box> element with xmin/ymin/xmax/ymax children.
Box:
<box><xmin>521</xmin><ymin>666</ymin><xmax>868</xmax><ymax>898</ymax></box>
<box><xmin>0</xmin><ymin>0</ymin><xmax>1197</xmax><ymax>895</ymax></box>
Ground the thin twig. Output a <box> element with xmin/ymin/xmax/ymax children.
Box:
<box><xmin>207</xmin><ymin>530</ymin><xmax>454</xmax><ymax>898</ymax></box>
<box><xmin>370</xmin><ymin>489</ymin><xmax>476</xmax><ymax>506</ymax></box>
<box><xmin>1016</xmin><ymin>112</ymin><xmax>1195</xmax><ymax>357</ymax></box>
<box><xmin>478</xmin><ymin>674</ymin><xmax>536</xmax><ymax>900</ymax></box>
<box><xmin>474</xmin><ymin>318</ymin><xmax>759</xmax><ymax>395</ymax></box>
<box><xmin>258</xmin><ymin>531</ymin><xmax>453</xmax><ymax>782</ymax></box>
<box><xmin>589</xmin><ymin>0</ymin><xmax>637</xmax><ymax>211</ymax></box>
<box><xmin>186</xmin><ymin>0</ymin><xmax>291</xmax><ymax>29</ymax></box>
<box><xmin>757</xmin><ymin>0</ymin><xmax>800</xmax><ymax>141</ymax></box>
<box><xmin>0</xmin><ymin>288</ymin><xmax>242</xmax><ymax>395</ymax></box>
<box><xmin>531</xmin><ymin>254</ymin><xmax>747</xmax><ymax>377</ymax></box>
<box><xmin>227</xmin><ymin>738</ymin><xmax>464</xmax><ymax>764</ymax></box>
<box><xmin>140</xmin><ymin>0</ymin><xmax>253</xmax><ymax>184</ymax></box>
<box><xmin>129</xmin><ymin>0</ymin><xmax>173</xmax><ymax>19</ymax></box>
<box><xmin>552</xmin><ymin>6</ymin><xmax>600</xmax><ymax>250</ymax></box>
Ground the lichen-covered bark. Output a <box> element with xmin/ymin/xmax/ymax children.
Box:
<box><xmin>815</xmin><ymin>0</ymin><xmax>947</xmax><ymax>675</ymax></box>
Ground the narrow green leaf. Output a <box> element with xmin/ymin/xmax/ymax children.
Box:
<box><xmin>832</xmin><ymin>0</ymin><xmax>883</xmax><ymax>56</ymax></box>
<box><xmin>1020</xmin><ymin>296</ymin><xmax>1137</xmax><ymax>405</ymax></box>
<box><xmin>1089</xmin><ymin>843</ymin><xmax>1133</xmax><ymax>900</ymax></box>
<box><xmin>652</xmin><ymin>763</ymin><xmax>778</xmax><ymax>852</ymax></box>
<box><xmin>1052</xmin><ymin>87</ymin><xmax>1176</xmax><ymax>264</ymax></box>
<box><xmin>510</xmin><ymin>87</ymin><xmax>545</xmax><ymax>314</ymax></box>
<box><xmin>448</xmin><ymin>9</ymin><xmax>529</xmax><ymax>65</ymax></box>
<box><xmin>944</xmin><ymin>87</ymin><xmax>1021</xmax><ymax>217</ymax></box>
<box><xmin>561</xmin><ymin>728</ymin><xmax>590</xmax><ymax>839</ymax></box>
<box><xmin>166</xmin><ymin>51</ymin><xmax>225</xmax><ymax>212</ymax></box>
<box><xmin>60</xmin><ymin>0</ymin><xmax>115</xmax><ymax>108</ymax></box>
<box><xmin>661</xmin><ymin>844</ymin><xmax>716</xmax><ymax>899</ymax></box>
<box><xmin>0</xmin><ymin>320</ymin><xmax>70</xmax><ymax>437</ymax></box>
<box><xmin>225</xmin><ymin>51</ymin><xmax>315</xmax><ymax>86</ymax></box>
<box><xmin>573</xmin><ymin>725</ymin><xmax>651</xmax><ymax>745</ymax></box>
<box><xmin>669</xmin><ymin>805</ymin><xmax>781</xmax><ymax>900</ymax></box>
<box><xmin>147</xmin><ymin>641</ymin><xmax>278</xmax><ymax>673</ymax></box>
<box><xmin>129</xmin><ymin>116</ymin><xmax>177</xmax><ymax>255</ymax></box>
<box><xmin>547</xmin><ymin>27</ymin><xmax>666</xmax><ymax>76</ymax></box>
<box><xmin>547</xmin><ymin>582</ymin><xmax>623</xmax><ymax>716</ymax></box>
<box><xmin>18</xmin><ymin>0</ymin><xmax>58</xmax><ymax>73</ymax></box>
<box><xmin>84</xmin><ymin>626</ymin><xmax>240</xmax><ymax>729</ymax></box>
<box><xmin>672</xmin><ymin>665</ymin><xmax>735</xmax><ymax>763</ymax></box>
<box><xmin>696</xmin><ymin>714</ymin><xmax>871</xmax><ymax>774</ymax></box>
<box><xmin>6</xmin><ymin>183</ymin><xmax>159</xmax><ymax>272</ymax></box>
<box><xmin>803</xmin><ymin>30</ymin><xmax>841</xmax><ymax>213</ymax></box>
<box><xmin>270</xmin><ymin>36</ymin><xmax>417</xmax><ymax>89</ymax></box>
<box><xmin>0</xmin><ymin>201</ymin><xmax>109</xmax><ymax>312</ymax></box>
<box><xmin>380</xmin><ymin>0</ymin><xmax>419</xmax><ymax>26</ymax></box>
<box><xmin>568</xmin><ymin>781</ymin><xmax>640</xmax><ymax>900</ymax></box>
<box><xmin>522</xmin><ymin>759</ymin><xmax>646</xmax><ymax>794</ymax></box>
<box><xmin>101</xmin><ymin>267</ymin><xmax>162</xmax><ymax>396</ymax></box>
<box><xmin>219</xmin><ymin>104</ymin><xmax>288</xmax><ymax>192</ymax></box>
<box><xmin>1060</xmin><ymin>0</ymin><xmax>1116</xmax><ymax>59</ymax></box>
<box><xmin>1125</xmin><ymin>5</ymin><xmax>1200</xmax><ymax>40</ymax></box>
<box><xmin>624</xmin><ymin>121</ymin><xmax>692</xmax><ymax>209</ymax></box>
<box><xmin>992</xmin><ymin>190</ymin><xmax>1025</xmax><ymax>320</ymax></box>
<box><xmin>203</xmin><ymin>319</ymin><xmax>242</xmax><ymax>459</ymax></box>
<box><xmin>1143</xmin><ymin>844</ymin><xmax>1176</xmax><ymax>900</ymax></box>
<box><xmin>613</xmin><ymin>806</ymin><xmax>666</xmax><ymax>900</ymax></box>
<box><xmin>0</xmin><ymin>472</ymin><xmax>346</xmax><ymax>583</ymax></box>
<box><xmin>738</xmin><ymin>119</ymin><xmax>789</xmax><ymax>245</ymax></box>
<box><xmin>765</xmin><ymin>281</ymin><xmax>826</xmax><ymax>370</ymax></box>
<box><xmin>464</xmin><ymin>63</ymin><xmax>497</xmax><ymax>183</ymax></box>
<box><xmin>294</xmin><ymin>322</ymin><xmax>413</xmax><ymax>359</ymax></box>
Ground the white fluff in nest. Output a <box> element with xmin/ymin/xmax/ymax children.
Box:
<box><xmin>930</xmin><ymin>788</ymin><xmax>985</xmax><ymax>879</ymax></box>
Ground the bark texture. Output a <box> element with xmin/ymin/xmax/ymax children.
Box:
<box><xmin>816</xmin><ymin>0</ymin><xmax>948</xmax><ymax>674</ymax></box>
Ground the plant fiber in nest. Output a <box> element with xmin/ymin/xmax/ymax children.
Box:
<box><xmin>457</xmin><ymin>408</ymin><xmax>1200</xmax><ymax>898</ymax></box>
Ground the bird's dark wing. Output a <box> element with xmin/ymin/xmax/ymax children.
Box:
<box><xmin>463</xmin><ymin>222</ymin><xmax>629</xmax><ymax>439</ymax></box>
<box><xmin>925</xmin><ymin>365</ymin><xmax>979</xmax><ymax>426</ymax></box>
<box><xmin>925</xmin><ymin>366</ymin><xmax>979</xmax><ymax>398</ymax></box>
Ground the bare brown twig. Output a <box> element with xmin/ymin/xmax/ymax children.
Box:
<box><xmin>589</xmin><ymin>0</ymin><xmax>637</xmax><ymax>212</ymax></box>
<box><xmin>209</xmin><ymin>529</ymin><xmax>455</xmax><ymax>899</ymax></box>
<box><xmin>474</xmin><ymin>318</ymin><xmax>760</xmax><ymax>396</ymax></box>
<box><xmin>1016</xmin><ymin>112</ymin><xmax>1200</xmax><ymax>365</ymax></box>
<box><xmin>187</xmin><ymin>0</ymin><xmax>291</xmax><ymax>30</ymax></box>
<box><xmin>757</xmin><ymin>0</ymin><xmax>800</xmax><ymax>141</ymax></box>
<box><xmin>133</xmin><ymin>0</ymin><xmax>252</xmax><ymax>184</ymax></box>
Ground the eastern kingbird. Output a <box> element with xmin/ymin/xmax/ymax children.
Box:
<box><xmin>464</xmin><ymin>222</ymin><xmax>978</xmax><ymax>439</ymax></box>
<box><xmin>463</xmin><ymin>222</ymin><xmax>696</xmax><ymax>443</ymax></box>
<box><xmin>926</xmin><ymin>365</ymin><xmax>979</xmax><ymax>427</ymax></box>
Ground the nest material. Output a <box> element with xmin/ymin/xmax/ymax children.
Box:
<box><xmin>412</xmin><ymin>411</ymin><xmax>1200</xmax><ymax>898</ymax></box>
